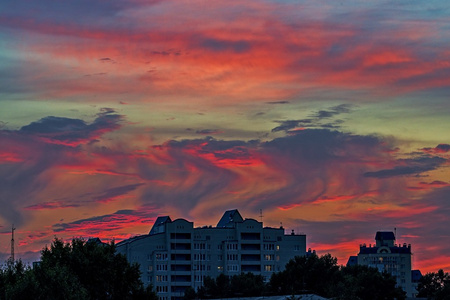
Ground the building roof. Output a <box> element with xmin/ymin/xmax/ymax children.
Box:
<box><xmin>149</xmin><ymin>216</ymin><xmax>172</xmax><ymax>235</ymax></box>
<box><xmin>411</xmin><ymin>270</ymin><xmax>422</xmax><ymax>282</ymax></box>
<box><xmin>216</xmin><ymin>209</ymin><xmax>244</xmax><ymax>228</ymax></box>
<box><xmin>87</xmin><ymin>237</ymin><xmax>103</xmax><ymax>245</ymax></box>
<box><xmin>375</xmin><ymin>231</ymin><xmax>395</xmax><ymax>241</ymax></box>
<box><xmin>347</xmin><ymin>256</ymin><xmax>358</xmax><ymax>266</ymax></box>
<box><xmin>359</xmin><ymin>245</ymin><xmax>411</xmax><ymax>254</ymax></box>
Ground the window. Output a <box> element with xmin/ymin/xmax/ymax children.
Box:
<box><xmin>156</xmin><ymin>253</ymin><xmax>168</xmax><ymax>261</ymax></box>
<box><xmin>156</xmin><ymin>286</ymin><xmax>168</xmax><ymax>293</ymax></box>
<box><xmin>226</xmin><ymin>243</ymin><xmax>238</xmax><ymax>250</ymax></box>
<box><xmin>156</xmin><ymin>275</ymin><xmax>168</xmax><ymax>282</ymax></box>
<box><xmin>263</xmin><ymin>243</ymin><xmax>275</xmax><ymax>251</ymax></box>
<box><xmin>194</xmin><ymin>243</ymin><xmax>206</xmax><ymax>250</ymax></box>
<box><xmin>194</xmin><ymin>253</ymin><xmax>206</xmax><ymax>261</ymax></box>
<box><xmin>264</xmin><ymin>254</ymin><xmax>274</xmax><ymax>261</ymax></box>
<box><xmin>227</xmin><ymin>265</ymin><xmax>239</xmax><ymax>272</ymax></box>
<box><xmin>294</xmin><ymin>245</ymin><xmax>300</xmax><ymax>251</ymax></box>
<box><xmin>227</xmin><ymin>254</ymin><xmax>238</xmax><ymax>261</ymax></box>
<box><xmin>156</xmin><ymin>264</ymin><xmax>168</xmax><ymax>271</ymax></box>
<box><xmin>264</xmin><ymin>265</ymin><xmax>273</xmax><ymax>272</ymax></box>
<box><xmin>218</xmin><ymin>255</ymin><xmax>223</xmax><ymax>261</ymax></box>
<box><xmin>193</xmin><ymin>264</ymin><xmax>206</xmax><ymax>271</ymax></box>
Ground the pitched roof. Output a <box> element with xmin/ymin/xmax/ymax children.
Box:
<box><xmin>149</xmin><ymin>216</ymin><xmax>172</xmax><ymax>235</ymax></box>
<box><xmin>375</xmin><ymin>231</ymin><xmax>395</xmax><ymax>241</ymax></box>
<box><xmin>216</xmin><ymin>209</ymin><xmax>243</xmax><ymax>227</ymax></box>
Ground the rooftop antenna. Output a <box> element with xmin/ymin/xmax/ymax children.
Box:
<box><xmin>394</xmin><ymin>227</ymin><xmax>397</xmax><ymax>241</ymax></box>
<box><xmin>259</xmin><ymin>209</ymin><xmax>264</xmax><ymax>224</ymax></box>
<box><xmin>11</xmin><ymin>224</ymin><xmax>16</xmax><ymax>262</ymax></box>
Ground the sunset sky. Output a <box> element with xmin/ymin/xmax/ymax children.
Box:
<box><xmin>1</xmin><ymin>1</ymin><xmax>449</xmax><ymax>273</ymax></box>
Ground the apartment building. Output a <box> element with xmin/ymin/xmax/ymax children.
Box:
<box><xmin>116</xmin><ymin>209</ymin><xmax>306</xmax><ymax>300</ymax></box>
<box><xmin>357</xmin><ymin>231</ymin><xmax>413</xmax><ymax>297</ymax></box>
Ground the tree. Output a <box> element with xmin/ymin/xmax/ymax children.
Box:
<box><xmin>417</xmin><ymin>269</ymin><xmax>450</xmax><ymax>300</ymax></box>
<box><xmin>1</xmin><ymin>238</ymin><xmax>157</xmax><ymax>300</ymax></box>
<box><xmin>229</xmin><ymin>272</ymin><xmax>265</xmax><ymax>297</ymax></box>
<box><xmin>196</xmin><ymin>272</ymin><xmax>266</xmax><ymax>299</ymax></box>
<box><xmin>268</xmin><ymin>253</ymin><xmax>340</xmax><ymax>297</ymax></box>
<box><xmin>337</xmin><ymin>265</ymin><xmax>406</xmax><ymax>300</ymax></box>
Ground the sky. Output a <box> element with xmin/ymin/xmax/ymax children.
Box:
<box><xmin>0</xmin><ymin>0</ymin><xmax>449</xmax><ymax>273</ymax></box>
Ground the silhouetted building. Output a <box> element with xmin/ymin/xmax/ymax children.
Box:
<box><xmin>411</xmin><ymin>269</ymin><xmax>422</xmax><ymax>298</ymax></box>
<box><xmin>356</xmin><ymin>231</ymin><xmax>413</xmax><ymax>297</ymax></box>
<box><xmin>346</xmin><ymin>255</ymin><xmax>358</xmax><ymax>267</ymax></box>
<box><xmin>117</xmin><ymin>209</ymin><xmax>306</xmax><ymax>300</ymax></box>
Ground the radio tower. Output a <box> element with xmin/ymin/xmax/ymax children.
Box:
<box><xmin>11</xmin><ymin>224</ymin><xmax>15</xmax><ymax>262</ymax></box>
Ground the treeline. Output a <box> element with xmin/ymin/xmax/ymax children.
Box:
<box><xmin>0</xmin><ymin>238</ymin><xmax>157</xmax><ymax>300</ymax></box>
<box><xmin>2</xmin><ymin>239</ymin><xmax>449</xmax><ymax>300</ymax></box>
<box><xmin>187</xmin><ymin>253</ymin><xmax>406</xmax><ymax>300</ymax></box>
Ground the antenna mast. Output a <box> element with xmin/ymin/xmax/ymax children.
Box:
<box><xmin>259</xmin><ymin>209</ymin><xmax>264</xmax><ymax>224</ymax></box>
<box><xmin>11</xmin><ymin>224</ymin><xmax>16</xmax><ymax>262</ymax></box>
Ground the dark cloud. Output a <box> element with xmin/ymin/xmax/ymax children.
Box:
<box><xmin>91</xmin><ymin>183</ymin><xmax>145</xmax><ymax>203</ymax></box>
<box><xmin>422</xmin><ymin>144</ymin><xmax>450</xmax><ymax>154</ymax></box>
<box><xmin>25</xmin><ymin>201</ymin><xmax>80</xmax><ymax>210</ymax></box>
<box><xmin>99</xmin><ymin>57</ymin><xmax>114</xmax><ymax>63</ymax></box>
<box><xmin>272</xmin><ymin>104</ymin><xmax>355</xmax><ymax>133</ymax></box>
<box><xmin>52</xmin><ymin>208</ymin><xmax>158</xmax><ymax>234</ymax></box>
<box><xmin>141</xmin><ymin>129</ymin><xmax>389</xmax><ymax>216</ymax></box>
<box><xmin>266</xmin><ymin>101</ymin><xmax>290</xmax><ymax>105</ymax></box>
<box><xmin>436</xmin><ymin>144</ymin><xmax>450</xmax><ymax>152</ymax></box>
<box><xmin>151</xmin><ymin>49</ymin><xmax>181</xmax><ymax>56</ymax></box>
<box><xmin>0</xmin><ymin>110</ymin><xmax>124</xmax><ymax>225</ymax></box>
<box><xmin>19</xmin><ymin>109</ymin><xmax>123</xmax><ymax>146</ymax></box>
<box><xmin>0</xmin><ymin>1</ymin><xmax>162</xmax><ymax>31</ymax></box>
<box><xmin>364</xmin><ymin>156</ymin><xmax>446</xmax><ymax>178</ymax></box>
<box><xmin>200</xmin><ymin>38</ymin><xmax>251</xmax><ymax>53</ymax></box>
<box><xmin>312</xmin><ymin>104</ymin><xmax>353</xmax><ymax>119</ymax></box>
<box><xmin>271</xmin><ymin>119</ymin><xmax>312</xmax><ymax>132</ymax></box>
<box><xmin>196</xmin><ymin>129</ymin><xmax>222</xmax><ymax>135</ymax></box>
<box><xmin>141</xmin><ymin>138</ymin><xmax>242</xmax><ymax>212</ymax></box>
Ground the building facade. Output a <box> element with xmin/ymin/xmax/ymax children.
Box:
<box><xmin>116</xmin><ymin>209</ymin><xmax>306</xmax><ymax>300</ymax></box>
<box><xmin>357</xmin><ymin>231</ymin><xmax>413</xmax><ymax>297</ymax></box>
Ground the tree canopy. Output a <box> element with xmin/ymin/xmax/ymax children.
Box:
<box><xmin>417</xmin><ymin>269</ymin><xmax>450</xmax><ymax>300</ymax></box>
<box><xmin>268</xmin><ymin>253</ymin><xmax>405</xmax><ymax>300</ymax></box>
<box><xmin>0</xmin><ymin>238</ymin><xmax>157</xmax><ymax>300</ymax></box>
<box><xmin>194</xmin><ymin>272</ymin><xmax>266</xmax><ymax>299</ymax></box>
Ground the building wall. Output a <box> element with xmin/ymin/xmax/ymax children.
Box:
<box><xmin>356</xmin><ymin>233</ymin><xmax>413</xmax><ymax>298</ymax></box>
<box><xmin>117</xmin><ymin>211</ymin><xmax>306</xmax><ymax>300</ymax></box>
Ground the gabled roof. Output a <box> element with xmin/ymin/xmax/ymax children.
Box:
<box><xmin>87</xmin><ymin>237</ymin><xmax>103</xmax><ymax>245</ymax></box>
<box><xmin>217</xmin><ymin>209</ymin><xmax>243</xmax><ymax>228</ymax></box>
<box><xmin>375</xmin><ymin>231</ymin><xmax>395</xmax><ymax>241</ymax></box>
<box><xmin>149</xmin><ymin>216</ymin><xmax>172</xmax><ymax>235</ymax></box>
<box><xmin>346</xmin><ymin>256</ymin><xmax>358</xmax><ymax>267</ymax></box>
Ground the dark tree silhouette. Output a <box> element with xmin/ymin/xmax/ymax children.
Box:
<box><xmin>417</xmin><ymin>269</ymin><xmax>450</xmax><ymax>300</ymax></box>
<box><xmin>0</xmin><ymin>238</ymin><xmax>158</xmax><ymax>300</ymax></box>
